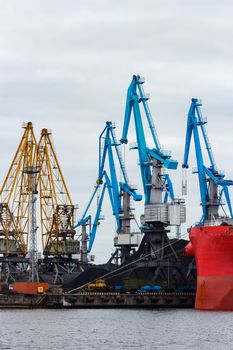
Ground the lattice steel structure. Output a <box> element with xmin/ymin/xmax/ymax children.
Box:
<box><xmin>37</xmin><ymin>128</ymin><xmax>79</xmax><ymax>256</ymax></box>
<box><xmin>0</xmin><ymin>122</ymin><xmax>38</xmax><ymax>256</ymax></box>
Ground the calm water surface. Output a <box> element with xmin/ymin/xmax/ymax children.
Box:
<box><xmin>0</xmin><ymin>308</ymin><xmax>232</xmax><ymax>349</ymax></box>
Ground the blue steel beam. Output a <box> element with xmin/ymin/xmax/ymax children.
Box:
<box><xmin>121</xmin><ymin>75</ymin><xmax>178</xmax><ymax>205</ymax></box>
<box><xmin>88</xmin><ymin>182</ymin><xmax>107</xmax><ymax>252</ymax></box>
<box><xmin>76</xmin><ymin>121</ymin><xmax>142</xmax><ymax>252</ymax></box>
<box><xmin>182</xmin><ymin>98</ymin><xmax>233</xmax><ymax>224</ymax></box>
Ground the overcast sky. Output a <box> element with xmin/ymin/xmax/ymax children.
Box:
<box><xmin>0</xmin><ymin>1</ymin><xmax>233</xmax><ymax>262</ymax></box>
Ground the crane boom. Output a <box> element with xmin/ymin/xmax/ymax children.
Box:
<box><xmin>37</xmin><ymin>128</ymin><xmax>79</xmax><ymax>256</ymax></box>
<box><xmin>117</xmin><ymin>75</ymin><xmax>186</xmax><ymax>288</ymax></box>
<box><xmin>0</xmin><ymin>122</ymin><xmax>38</xmax><ymax>255</ymax></box>
<box><xmin>120</xmin><ymin>75</ymin><xmax>184</xmax><ymax>226</ymax></box>
<box><xmin>121</xmin><ymin>75</ymin><xmax>178</xmax><ymax>205</ymax></box>
<box><xmin>182</xmin><ymin>98</ymin><xmax>233</xmax><ymax>225</ymax></box>
<box><xmin>76</xmin><ymin>121</ymin><xmax>142</xmax><ymax>261</ymax></box>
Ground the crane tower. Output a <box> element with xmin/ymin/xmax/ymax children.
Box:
<box><xmin>119</xmin><ymin>75</ymin><xmax>189</xmax><ymax>290</ymax></box>
<box><xmin>37</xmin><ymin>128</ymin><xmax>79</xmax><ymax>257</ymax></box>
<box><xmin>0</xmin><ymin>122</ymin><xmax>38</xmax><ymax>256</ymax></box>
<box><xmin>0</xmin><ymin>122</ymin><xmax>39</xmax><ymax>282</ymax></box>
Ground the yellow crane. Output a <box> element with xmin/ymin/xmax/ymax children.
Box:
<box><xmin>0</xmin><ymin>122</ymin><xmax>37</xmax><ymax>255</ymax></box>
<box><xmin>37</xmin><ymin>128</ymin><xmax>80</xmax><ymax>256</ymax></box>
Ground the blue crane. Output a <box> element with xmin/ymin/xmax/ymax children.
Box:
<box><xmin>75</xmin><ymin>121</ymin><xmax>142</xmax><ymax>256</ymax></box>
<box><xmin>182</xmin><ymin>98</ymin><xmax>233</xmax><ymax>225</ymax></box>
<box><xmin>116</xmin><ymin>75</ymin><xmax>186</xmax><ymax>289</ymax></box>
<box><xmin>121</xmin><ymin>74</ymin><xmax>178</xmax><ymax>208</ymax></box>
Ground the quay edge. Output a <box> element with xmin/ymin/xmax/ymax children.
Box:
<box><xmin>0</xmin><ymin>292</ymin><xmax>195</xmax><ymax>309</ymax></box>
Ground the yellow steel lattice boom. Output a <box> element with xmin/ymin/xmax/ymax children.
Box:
<box><xmin>0</xmin><ymin>122</ymin><xmax>38</xmax><ymax>255</ymax></box>
<box><xmin>37</xmin><ymin>128</ymin><xmax>79</xmax><ymax>256</ymax></box>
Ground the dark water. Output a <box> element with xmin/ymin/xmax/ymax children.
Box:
<box><xmin>0</xmin><ymin>309</ymin><xmax>232</xmax><ymax>349</ymax></box>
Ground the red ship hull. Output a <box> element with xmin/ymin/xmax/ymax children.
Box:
<box><xmin>185</xmin><ymin>225</ymin><xmax>233</xmax><ymax>310</ymax></box>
